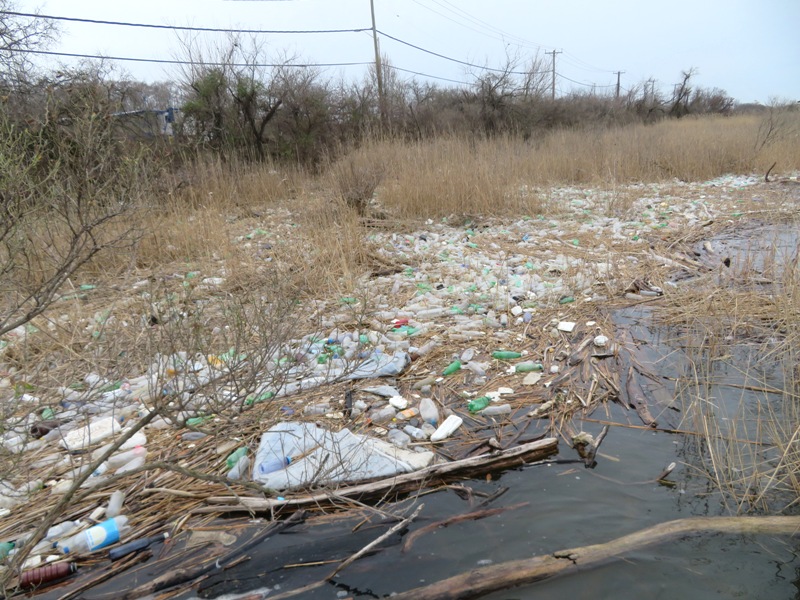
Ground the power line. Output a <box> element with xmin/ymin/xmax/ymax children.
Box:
<box><xmin>557</xmin><ymin>72</ymin><xmax>615</xmax><ymax>88</ymax></box>
<box><xmin>6</xmin><ymin>47</ymin><xmax>372</xmax><ymax>69</ymax></box>
<box><xmin>387</xmin><ymin>64</ymin><xmax>470</xmax><ymax>86</ymax></box>
<box><xmin>0</xmin><ymin>10</ymin><xmax>369</xmax><ymax>35</ymax></box>
<box><xmin>377</xmin><ymin>29</ymin><xmax>529</xmax><ymax>75</ymax></box>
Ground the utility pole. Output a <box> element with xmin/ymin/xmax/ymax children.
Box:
<box><xmin>614</xmin><ymin>71</ymin><xmax>625</xmax><ymax>99</ymax></box>
<box><xmin>547</xmin><ymin>50</ymin><xmax>561</xmax><ymax>100</ymax></box>
<box><xmin>370</xmin><ymin>0</ymin><xmax>387</xmax><ymax>129</ymax></box>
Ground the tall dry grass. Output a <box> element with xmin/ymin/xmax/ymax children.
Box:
<box><xmin>339</xmin><ymin>112</ymin><xmax>800</xmax><ymax>219</ymax></box>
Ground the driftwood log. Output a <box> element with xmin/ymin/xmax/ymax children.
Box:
<box><xmin>389</xmin><ymin>516</ymin><xmax>800</xmax><ymax>600</ymax></box>
<box><xmin>200</xmin><ymin>437</ymin><xmax>558</xmax><ymax>514</ymax></box>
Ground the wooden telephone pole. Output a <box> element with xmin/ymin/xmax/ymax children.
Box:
<box><xmin>370</xmin><ymin>0</ymin><xmax>387</xmax><ymax>128</ymax></box>
<box><xmin>614</xmin><ymin>71</ymin><xmax>625</xmax><ymax>99</ymax></box>
<box><xmin>547</xmin><ymin>49</ymin><xmax>562</xmax><ymax>100</ymax></box>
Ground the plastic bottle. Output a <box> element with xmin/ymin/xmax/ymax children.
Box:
<box><xmin>58</xmin><ymin>516</ymin><xmax>130</xmax><ymax>554</ymax></box>
<box><xmin>107</xmin><ymin>446</ymin><xmax>147</xmax><ymax>470</ymax></box>
<box><xmin>108</xmin><ymin>532</ymin><xmax>169</xmax><ymax>561</ymax></box>
<box><xmin>467</xmin><ymin>396</ymin><xmax>491</xmax><ymax>413</ymax></box>
<box><xmin>430</xmin><ymin>415</ymin><xmax>463</xmax><ymax>442</ymax></box>
<box><xmin>369</xmin><ymin>405</ymin><xmax>396</xmax><ymax>424</ymax></box>
<box><xmin>20</xmin><ymin>562</ymin><xmax>77</xmax><ymax>588</ymax></box>
<box><xmin>395</xmin><ymin>407</ymin><xmax>420</xmax><ymax>420</ymax></box>
<box><xmin>303</xmin><ymin>402</ymin><xmax>330</xmax><ymax>416</ymax></box>
<box><xmin>45</xmin><ymin>521</ymin><xmax>79</xmax><ymax>542</ymax></box>
<box><xmin>464</xmin><ymin>362</ymin><xmax>487</xmax><ymax>377</ymax></box>
<box><xmin>106</xmin><ymin>491</ymin><xmax>125</xmax><ymax>519</ymax></box>
<box><xmin>491</xmin><ymin>351</ymin><xmax>522</xmax><ymax>360</ymax></box>
<box><xmin>442</xmin><ymin>360</ymin><xmax>462</xmax><ymax>376</ymax></box>
<box><xmin>419</xmin><ymin>398</ymin><xmax>439</xmax><ymax>426</ymax></box>
<box><xmin>116</xmin><ymin>452</ymin><xmax>146</xmax><ymax>475</ymax></box>
<box><xmin>227</xmin><ymin>455</ymin><xmax>250</xmax><ymax>480</ymax></box>
<box><xmin>480</xmin><ymin>404</ymin><xmax>512</xmax><ymax>416</ymax></box>
<box><xmin>403</xmin><ymin>425</ymin><xmax>429</xmax><ymax>440</ymax></box>
<box><xmin>226</xmin><ymin>448</ymin><xmax>248</xmax><ymax>470</ymax></box>
<box><xmin>515</xmin><ymin>361</ymin><xmax>543</xmax><ymax>373</ymax></box>
<box><xmin>257</xmin><ymin>456</ymin><xmax>291</xmax><ymax>475</ymax></box>
<box><xmin>387</xmin><ymin>429</ymin><xmax>411</xmax><ymax>448</ymax></box>
<box><xmin>0</xmin><ymin>541</ymin><xmax>14</xmax><ymax>558</ymax></box>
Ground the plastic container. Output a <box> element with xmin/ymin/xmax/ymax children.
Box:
<box><xmin>430</xmin><ymin>415</ymin><xmax>463</xmax><ymax>442</ymax></box>
<box><xmin>403</xmin><ymin>425</ymin><xmax>429</xmax><ymax>440</ymax></box>
<box><xmin>387</xmin><ymin>429</ymin><xmax>411</xmax><ymax>448</ymax></box>
<box><xmin>395</xmin><ymin>407</ymin><xmax>420</xmax><ymax>420</ymax></box>
<box><xmin>20</xmin><ymin>562</ymin><xmax>77</xmax><ymax>588</ymax></box>
<box><xmin>0</xmin><ymin>541</ymin><xmax>14</xmax><ymax>558</ymax></box>
<box><xmin>491</xmin><ymin>351</ymin><xmax>522</xmax><ymax>360</ymax></box>
<box><xmin>442</xmin><ymin>360</ymin><xmax>462</xmax><ymax>376</ymax></box>
<box><xmin>106</xmin><ymin>490</ymin><xmax>125</xmax><ymax>518</ymax></box>
<box><xmin>419</xmin><ymin>398</ymin><xmax>439</xmax><ymax>426</ymax></box>
<box><xmin>107</xmin><ymin>446</ymin><xmax>146</xmax><ymax>470</ymax></box>
<box><xmin>108</xmin><ymin>532</ymin><xmax>168</xmax><ymax>561</ymax></box>
<box><xmin>58</xmin><ymin>516</ymin><xmax>130</xmax><ymax>554</ymax></box>
<box><xmin>467</xmin><ymin>396</ymin><xmax>491</xmax><ymax>413</ymax></box>
<box><xmin>515</xmin><ymin>361</ymin><xmax>543</xmax><ymax>373</ymax></box>
<box><xmin>303</xmin><ymin>402</ymin><xmax>330</xmax><ymax>416</ymax></box>
<box><xmin>227</xmin><ymin>455</ymin><xmax>250</xmax><ymax>480</ymax></box>
<box><xmin>115</xmin><ymin>453</ymin><xmax>146</xmax><ymax>475</ymax></box>
<box><xmin>45</xmin><ymin>521</ymin><xmax>79</xmax><ymax>542</ymax></box>
<box><xmin>369</xmin><ymin>405</ymin><xmax>396</xmax><ymax>424</ymax></box>
<box><xmin>225</xmin><ymin>447</ymin><xmax>248</xmax><ymax>470</ymax></box>
<box><xmin>480</xmin><ymin>403</ymin><xmax>512</xmax><ymax>416</ymax></box>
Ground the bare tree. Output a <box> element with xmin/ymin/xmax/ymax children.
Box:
<box><xmin>0</xmin><ymin>69</ymin><xmax>159</xmax><ymax>337</ymax></box>
<box><xmin>0</xmin><ymin>0</ymin><xmax>57</xmax><ymax>82</ymax></box>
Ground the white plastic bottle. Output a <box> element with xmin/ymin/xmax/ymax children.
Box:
<box><xmin>106</xmin><ymin>490</ymin><xmax>125</xmax><ymax>518</ymax></box>
<box><xmin>107</xmin><ymin>446</ymin><xmax>147</xmax><ymax>470</ymax></box>
<box><xmin>430</xmin><ymin>415</ymin><xmax>463</xmax><ymax>442</ymax></box>
<box><xmin>58</xmin><ymin>516</ymin><xmax>130</xmax><ymax>554</ymax></box>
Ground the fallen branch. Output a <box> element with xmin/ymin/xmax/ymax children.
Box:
<box><xmin>388</xmin><ymin>516</ymin><xmax>800</xmax><ymax>600</ymax></box>
<box><xmin>201</xmin><ymin>437</ymin><xmax>558</xmax><ymax>515</ymax></box>
<box><xmin>121</xmin><ymin>510</ymin><xmax>305</xmax><ymax>599</ymax></box>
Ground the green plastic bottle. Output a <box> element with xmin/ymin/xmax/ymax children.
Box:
<box><xmin>468</xmin><ymin>396</ymin><xmax>491</xmax><ymax>413</ymax></box>
<box><xmin>0</xmin><ymin>541</ymin><xmax>14</xmax><ymax>559</ymax></box>
<box><xmin>515</xmin><ymin>361</ymin><xmax>543</xmax><ymax>373</ymax></box>
<box><xmin>492</xmin><ymin>351</ymin><xmax>522</xmax><ymax>360</ymax></box>
<box><xmin>443</xmin><ymin>360</ymin><xmax>462</xmax><ymax>376</ymax></box>
<box><xmin>226</xmin><ymin>447</ymin><xmax>248</xmax><ymax>470</ymax></box>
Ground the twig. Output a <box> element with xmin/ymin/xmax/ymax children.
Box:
<box><xmin>267</xmin><ymin>504</ymin><xmax>425</xmax><ymax>600</ymax></box>
<box><xmin>401</xmin><ymin>502</ymin><xmax>527</xmax><ymax>553</ymax></box>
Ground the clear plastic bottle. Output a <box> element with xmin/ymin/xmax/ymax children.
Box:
<box><xmin>387</xmin><ymin>429</ymin><xmax>411</xmax><ymax>448</ymax></box>
<box><xmin>107</xmin><ymin>446</ymin><xmax>146</xmax><ymax>470</ymax></box>
<box><xmin>403</xmin><ymin>425</ymin><xmax>429</xmax><ymax>440</ymax></box>
<box><xmin>106</xmin><ymin>490</ymin><xmax>125</xmax><ymax>518</ymax></box>
<box><xmin>419</xmin><ymin>398</ymin><xmax>439</xmax><ymax>426</ymax></box>
<box><xmin>46</xmin><ymin>520</ymin><xmax>79</xmax><ymax>542</ymax></box>
<box><xmin>480</xmin><ymin>404</ymin><xmax>512</xmax><ymax>416</ymax></box>
<box><xmin>227</xmin><ymin>455</ymin><xmax>250</xmax><ymax>480</ymax></box>
<box><xmin>58</xmin><ymin>516</ymin><xmax>130</xmax><ymax>554</ymax></box>
<box><xmin>366</xmin><ymin>404</ymin><xmax>393</xmax><ymax>424</ymax></box>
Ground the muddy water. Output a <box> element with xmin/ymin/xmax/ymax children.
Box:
<box><xmin>177</xmin><ymin>299</ymin><xmax>800</xmax><ymax>600</ymax></box>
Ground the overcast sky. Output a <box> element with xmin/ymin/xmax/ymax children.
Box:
<box><xmin>13</xmin><ymin>0</ymin><xmax>800</xmax><ymax>103</ymax></box>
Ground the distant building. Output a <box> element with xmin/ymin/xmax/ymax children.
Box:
<box><xmin>111</xmin><ymin>107</ymin><xmax>178</xmax><ymax>138</ymax></box>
